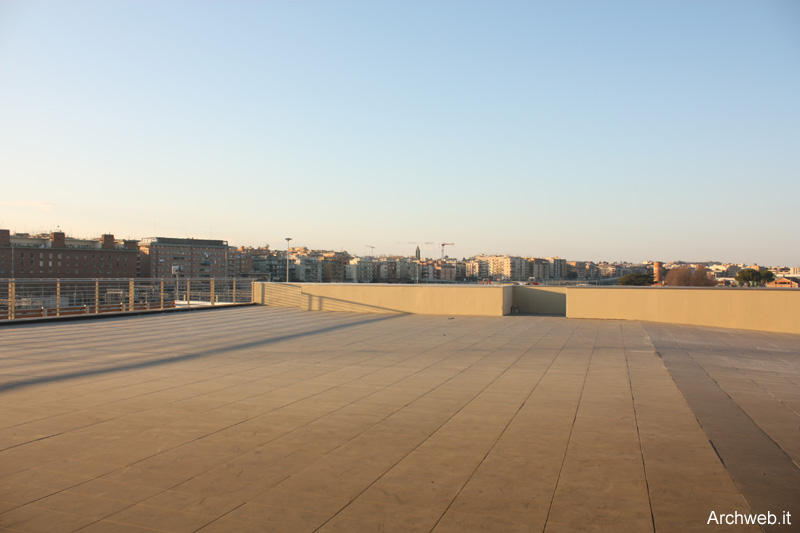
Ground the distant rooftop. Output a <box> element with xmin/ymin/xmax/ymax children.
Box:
<box><xmin>140</xmin><ymin>237</ymin><xmax>229</xmax><ymax>247</ymax></box>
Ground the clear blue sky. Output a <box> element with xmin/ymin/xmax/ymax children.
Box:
<box><xmin>1</xmin><ymin>1</ymin><xmax>798</xmax><ymax>265</ymax></box>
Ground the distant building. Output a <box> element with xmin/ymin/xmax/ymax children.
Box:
<box><xmin>547</xmin><ymin>257</ymin><xmax>567</xmax><ymax>279</ymax></box>
<box><xmin>567</xmin><ymin>261</ymin><xmax>598</xmax><ymax>280</ymax></box>
<box><xmin>397</xmin><ymin>258</ymin><xmax>421</xmax><ymax>283</ymax></box>
<box><xmin>376</xmin><ymin>258</ymin><xmax>398</xmax><ymax>283</ymax></box>
<box><xmin>0</xmin><ymin>229</ymin><xmax>138</xmax><ymax>278</ymax></box>
<box><xmin>321</xmin><ymin>252</ymin><xmax>349</xmax><ymax>283</ymax></box>
<box><xmin>228</xmin><ymin>247</ymin><xmax>257</xmax><ymax>278</ymax></box>
<box><xmin>528</xmin><ymin>258</ymin><xmax>551</xmax><ymax>281</ymax></box>
<box><xmin>139</xmin><ymin>237</ymin><xmax>229</xmax><ymax>278</ymax></box>
<box><xmin>766</xmin><ymin>277</ymin><xmax>799</xmax><ymax>288</ymax></box>
<box><xmin>653</xmin><ymin>261</ymin><xmax>664</xmax><ymax>284</ymax></box>
<box><xmin>252</xmin><ymin>251</ymin><xmax>288</xmax><ymax>281</ymax></box>
<box><xmin>348</xmin><ymin>257</ymin><xmax>376</xmax><ymax>283</ymax></box>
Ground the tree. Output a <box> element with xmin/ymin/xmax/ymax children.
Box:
<box><xmin>664</xmin><ymin>265</ymin><xmax>717</xmax><ymax>287</ymax></box>
<box><xmin>618</xmin><ymin>273</ymin><xmax>654</xmax><ymax>286</ymax></box>
<box><xmin>692</xmin><ymin>265</ymin><xmax>717</xmax><ymax>287</ymax></box>
<box><xmin>664</xmin><ymin>266</ymin><xmax>693</xmax><ymax>286</ymax></box>
<box><xmin>736</xmin><ymin>269</ymin><xmax>774</xmax><ymax>287</ymax></box>
<box><xmin>735</xmin><ymin>269</ymin><xmax>754</xmax><ymax>286</ymax></box>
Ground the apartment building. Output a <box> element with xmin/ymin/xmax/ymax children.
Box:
<box><xmin>465</xmin><ymin>255</ymin><xmax>528</xmax><ymax>281</ymax></box>
<box><xmin>528</xmin><ymin>258</ymin><xmax>552</xmax><ymax>281</ymax></box>
<box><xmin>294</xmin><ymin>256</ymin><xmax>322</xmax><ymax>282</ymax></box>
<box><xmin>396</xmin><ymin>259</ymin><xmax>421</xmax><ymax>283</ymax></box>
<box><xmin>139</xmin><ymin>237</ymin><xmax>229</xmax><ymax>278</ymax></box>
<box><xmin>228</xmin><ymin>247</ymin><xmax>259</xmax><ymax>278</ymax></box>
<box><xmin>347</xmin><ymin>257</ymin><xmax>376</xmax><ymax>283</ymax></box>
<box><xmin>321</xmin><ymin>252</ymin><xmax>349</xmax><ymax>283</ymax></box>
<box><xmin>0</xmin><ymin>229</ymin><xmax>138</xmax><ymax>278</ymax></box>
<box><xmin>547</xmin><ymin>257</ymin><xmax>567</xmax><ymax>279</ymax></box>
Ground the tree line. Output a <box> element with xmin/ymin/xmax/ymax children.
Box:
<box><xmin>617</xmin><ymin>267</ymin><xmax>774</xmax><ymax>287</ymax></box>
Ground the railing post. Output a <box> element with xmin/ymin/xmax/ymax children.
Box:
<box><xmin>210</xmin><ymin>279</ymin><xmax>215</xmax><ymax>306</ymax></box>
<box><xmin>160</xmin><ymin>280</ymin><xmax>164</xmax><ymax>310</ymax></box>
<box><xmin>233</xmin><ymin>278</ymin><xmax>237</xmax><ymax>304</ymax></box>
<box><xmin>187</xmin><ymin>280</ymin><xmax>191</xmax><ymax>308</ymax></box>
<box><xmin>56</xmin><ymin>280</ymin><xmax>61</xmax><ymax>317</ymax></box>
<box><xmin>8</xmin><ymin>281</ymin><xmax>14</xmax><ymax>320</ymax></box>
<box><xmin>250</xmin><ymin>280</ymin><xmax>254</xmax><ymax>303</ymax></box>
<box><xmin>95</xmin><ymin>280</ymin><xmax>99</xmax><ymax>313</ymax></box>
<box><xmin>129</xmin><ymin>279</ymin><xmax>135</xmax><ymax>311</ymax></box>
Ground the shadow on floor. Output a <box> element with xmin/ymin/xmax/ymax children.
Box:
<box><xmin>0</xmin><ymin>313</ymin><xmax>402</xmax><ymax>393</ymax></box>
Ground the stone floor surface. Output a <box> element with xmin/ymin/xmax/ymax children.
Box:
<box><xmin>1</xmin><ymin>306</ymin><xmax>798</xmax><ymax>532</ymax></box>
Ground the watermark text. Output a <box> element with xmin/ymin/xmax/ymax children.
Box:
<box><xmin>708</xmin><ymin>511</ymin><xmax>791</xmax><ymax>526</ymax></box>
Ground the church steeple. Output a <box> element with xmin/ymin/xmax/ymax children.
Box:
<box><xmin>415</xmin><ymin>246</ymin><xmax>421</xmax><ymax>260</ymax></box>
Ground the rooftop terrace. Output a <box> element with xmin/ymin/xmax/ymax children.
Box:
<box><xmin>1</xmin><ymin>306</ymin><xmax>798</xmax><ymax>532</ymax></box>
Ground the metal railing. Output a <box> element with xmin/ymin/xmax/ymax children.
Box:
<box><xmin>0</xmin><ymin>278</ymin><xmax>253</xmax><ymax>321</ymax></box>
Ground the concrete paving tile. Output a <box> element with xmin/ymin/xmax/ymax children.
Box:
<box><xmin>194</xmin><ymin>518</ymin><xmax>265</xmax><ymax>533</ymax></box>
<box><xmin>1</xmin><ymin>469</ymin><xmax>90</xmax><ymax>491</ymax></box>
<box><xmin>0</xmin><ymin>506</ymin><xmax>97</xmax><ymax>532</ymax></box>
<box><xmin>140</xmin><ymin>487</ymin><xmax>249</xmax><ymax>516</ymax></box>
<box><xmin>67</xmin><ymin>479</ymin><xmax>163</xmax><ymax>503</ymax></box>
<box><xmin>0</xmin><ymin>501</ymin><xmax>19</xmax><ymax>513</ymax></box>
<box><xmin>27</xmin><ymin>491</ymin><xmax>132</xmax><ymax>518</ymax></box>
<box><xmin>317</xmin><ymin>500</ymin><xmax>442</xmax><ymax>533</ymax></box>
<box><xmin>447</xmin><ymin>452</ymin><xmax>560</xmax><ymax>519</ymax></box>
<box><xmin>359</xmin><ymin>458</ymin><xmax>478</xmax><ymax>510</ymax></box>
<box><xmin>432</xmin><ymin>511</ymin><xmax>539</xmax><ymax>533</ymax></box>
<box><xmin>216</xmin><ymin>449</ymin><xmax>322</xmax><ymax>487</ymax></box>
<box><xmin>544</xmin><ymin>519</ymin><xmax>642</xmax><ymax>532</ymax></box>
<box><xmin>248</xmin><ymin>488</ymin><xmax>350</xmax><ymax>516</ymax></box>
<box><xmin>77</xmin><ymin>519</ymin><xmax>162</xmax><ymax>532</ymax></box>
<box><xmin>0</xmin><ymin>482</ymin><xmax>60</xmax><ymax>506</ymax></box>
<box><xmin>103</xmin><ymin>504</ymin><xmax>216</xmax><ymax>532</ymax></box>
<box><xmin>273</xmin><ymin>452</ymin><xmax>398</xmax><ymax>500</ymax></box>
<box><xmin>97</xmin><ymin>463</ymin><xmax>206</xmax><ymax>491</ymax></box>
<box><xmin>0</xmin><ymin>447</ymin><xmax>61</xmax><ymax>479</ymax></box>
<box><xmin>34</xmin><ymin>457</ymin><xmax>118</xmax><ymax>478</ymax></box>
<box><xmin>221</xmin><ymin>502</ymin><xmax>332</xmax><ymax>532</ymax></box>
<box><xmin>168</xmin><ymin>477</ymin><xmax>264</xmax><ymax>500</ymax></box>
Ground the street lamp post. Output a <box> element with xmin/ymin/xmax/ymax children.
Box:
<box><xmin>285</xmin><ymin>237</ymin><xmax>292</xmax><ymax>283</ymax></box>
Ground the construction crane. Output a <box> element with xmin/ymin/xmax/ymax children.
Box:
<box><xmin>365</xmin><ymin>245</ymin><xmax>376</xmax><ymax>257</ymax></box>
<box><xmin>435</xmin><ymin>243</ymin><xmax>455</xmax><ymax>262</ymax></box>
<box><xmin>397</xmin><ymin>241</ymin><xmax>454</xmax><ymax>262</ymax></box>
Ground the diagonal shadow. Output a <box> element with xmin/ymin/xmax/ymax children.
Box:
<box><xmin>0</xmin><ymin>313</ymin><xmax>401</xmax><ymax>393</ymax></box>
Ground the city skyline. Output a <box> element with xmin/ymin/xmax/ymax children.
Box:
<box><xmin>1</xmin><ymin>1</ymin><xmax>798</xmax><ymax>265</ymax></box>
<box><xmin>1</xmin><ymin>227</ymin><xmax>793</xmax><ymax>270</ymax></box>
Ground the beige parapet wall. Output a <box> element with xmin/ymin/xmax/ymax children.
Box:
<box><xmin>566</xmin><ymin>287</ymin><xmax>800</xmax><ymax>334</ymax></box>
<box><xmin>512</xmin><ymin>286</ymin><xmax>568</xmax><ymax>315</ymax></box>
<box><xmin>253</xmin><ymin>283</ymin><xmax>800</xmax><ymax>334</ymax></box>
<box><xmin>254</xmin><ymin>283</ymin><xmax>512</xmax><ymax>317</ymax></box>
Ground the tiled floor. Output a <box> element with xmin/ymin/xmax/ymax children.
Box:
<box><xmin>1</xmin><ymin>306</ymin><xmax>797</xmax><ymax>532</ymax></box>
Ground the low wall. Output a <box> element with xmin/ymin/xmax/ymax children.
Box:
<box><xmin>253</xmin><ymin>283</ymin><xmax>800</xmax><ymax>334</ymax></box>
<box><xmin>566</xmin><ymin>287</ymin><xmax>800</xmax><ymax>334</ymax></box>
<box><xmin>254</xmin><ymin>283</ymin><xmax>512</xmax><ymax>317</ymax></box>
<box><xmin>512</xmin><ymin>286</ymin><xmax>568</xmax><ymax>315</ymax></box>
